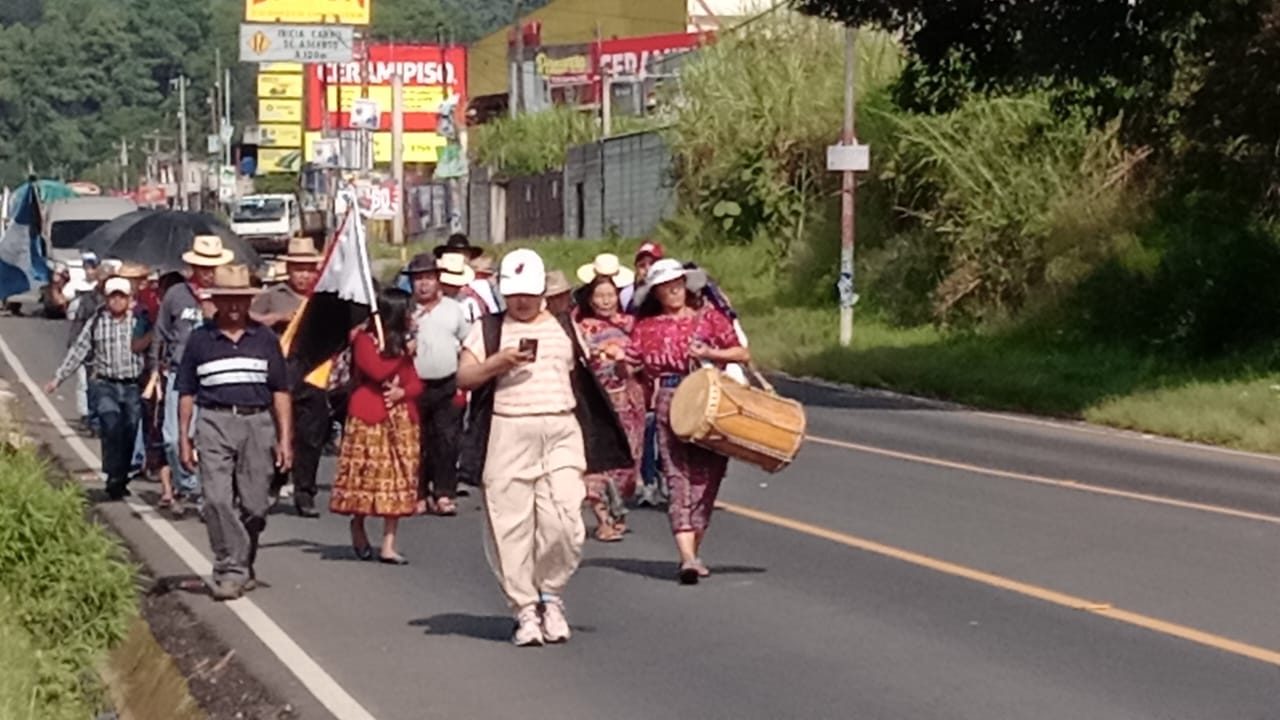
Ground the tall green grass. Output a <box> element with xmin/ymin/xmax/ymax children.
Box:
<box><xmin>0</xmin><ymin>445</ymin><xmax>136</xmax><ymax>717</ymax></box>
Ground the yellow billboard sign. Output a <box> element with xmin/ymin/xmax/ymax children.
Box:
<box><xmin>323</xmin><ymin>85</ymin><xmax>449</xmax><ymax>117</ymax></box>
<box><xmin>259</xmin><ymin>62</ymin><xmax>304</xmax><ymax>74</ymax></box>
<box><xmin>259</xmin><ymin>148</ymin><xmax>303</xmax><ymax>174</ymax></box>
<box><xmin>258</xmin><ymin>99</ymin><xmax>303</xmax><ymax>124</ymax></box>
<box><xmin>244</xmin><ymin>0</ymin><xmax>371</xmax><ymax>26</ymax></box>
<box><xmin>259</xmin><ymin>124</ymin><xmax>303</xmax><ymax>148</ymax></box>
<box><xmin>304</xmin><ymin>131</ymin><xmax>447</xmax><ymax>164</ymax></box>
<box><xmin>256</xmin><ymin>73</ymin><xmax>304</xmax><ymax>100</ymax></box>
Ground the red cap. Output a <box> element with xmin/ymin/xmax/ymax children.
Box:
<box><xmin>635</xmin><ymin>241</ymin><xmax>664</xmax><ymax>260</ymax></box>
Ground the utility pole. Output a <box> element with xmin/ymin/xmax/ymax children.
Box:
<box><xmin>224</xmin><ymin>67</ymin><xmax>233</xmax><ymax>168</ymax></box>
<box><xmin>176</xmin><ymin>74</ymin><xmax>189</xmax><ymax>211</ymax></box>
<box><xmin>392</xmin><ymin>72</ymin><xmax>405</xmax><ymax>245</ymax></box>
<box><xmin>511</xmin><ymin>0</ymin><xmax>524</xmax><ymax>117</ymax></box>
<box><xmin>119</xmin><ymin>138</ymin><xmax>129</xmax><ymax>193</ymax></box>
<box><xmin>838</xmin><ymin>26</ymin><xmax>857</xmax><ymax>346</ymax></box>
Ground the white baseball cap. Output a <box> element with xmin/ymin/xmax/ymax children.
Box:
<box><xmin>499</xmin><ymin>249</ymin><xmax>546</xmax><ymax>296</ymax></box>
<box><xmin>104</xmin><ymin>277</ymin><xmax>132</xmax><ymax>297</ymax></box>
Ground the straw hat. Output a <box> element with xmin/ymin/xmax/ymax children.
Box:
<box><xmin>545</xmin><ymin>270</ymin><xmax>571</xmax><ymax>297</ymax></box>
<box><xmin>438</xmin><ymin>252</ymin><xmax>476</xmax><ymax>288</ymax></box>
<box><xmin>576</xmin><ymin>253</ymin><xmax>635</xmax><ymax>287</ymax></box>
<box><xmin>115</xmin><ymin>262</ymin><xmax>151</xmax><ymax>280</ymax></box>
<box><xmin>208</xmin><ymin>265</ymin><xmax>260</xmax><ymax>296</ymax></box>
<box><xmin>264</xmin><ymin>260</ymin><xmax>289</xmax><ymax>284</ymax></box>
<box><xmin>182</xmin><ymin>235</ymin><xmax>235</xmax><ymax>267</ymax></box>
<box><xmin>281</xmin><ymin>236</ymin><xmax>322</xmax><ymax>264</ymax></box>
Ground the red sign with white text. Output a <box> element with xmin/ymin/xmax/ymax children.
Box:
<box><xmin>594</xmin><ymin>32</ymin><xmax>712</xmax><ymax>79</ymax></box>
<box><xmin>306</xmin><ymin>44</ymin><xmax>467</xmax><ymax>132</ymax></box>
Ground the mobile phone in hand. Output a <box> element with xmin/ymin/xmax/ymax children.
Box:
<box><xmin>519</xmin><ymin>337</ymin><xmax>539</xmax><ymax>360</ymax></box>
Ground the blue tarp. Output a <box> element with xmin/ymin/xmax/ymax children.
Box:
<box><xmin>0</xmin><ymin>180</ymin><xmax>69</xmax><ymax>298</ymax></box>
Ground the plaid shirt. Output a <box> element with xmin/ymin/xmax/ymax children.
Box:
<box><xmin>54</xmin><ymin>310</ymin><xmax>145</xmax><ymax>386</ymax></box>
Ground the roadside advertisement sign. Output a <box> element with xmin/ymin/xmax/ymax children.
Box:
<box><xmin>239</xmin><ymin>23</ymin><xmax>355</xmax><ymax>64</ymax></box>
<box><xmin>259</xmin><ymin>148</ymin><xmax>303</xmax><ymax>174</ymax></box>
<box><xmin>303</xmin><ymin>131</ymin><xmax>447</xmax><ymax>164</ymax></box>
<box><xmin>595</xmin><ymin>32</ymin><xmax>710</xmax><ymax>79</ymax></box>
<box><xmin>258</xmin><ymin>99</ymin><xmax>303</xmax><ymax>123</ymax></box>
<box><xmin>244</xmin><ymin>0</ymin><xmax>370</xmax><ymax>26</ymax></box>
<box><xmin>260</xmin><ymin>62</ymin><xmax>304</xmax><ymax>74</ymax></box>
<box><xmin>306</xmin><ymin>44</ymin><xmax>467</xmax><ymax>132</ymax></box>
<box><xmin>258</xmin><ymin>124</ymin><xmax>304</xmax><ymax>147</ymax></box>
<box><xmin>352</xmin><ymin>175</ymin><xmax>400</xmax><ymax>220</ymax></box>
<box><xmin>257</xmin><ymin>73</ymin><xmax>305</xmax><ymax>99</ymax></box>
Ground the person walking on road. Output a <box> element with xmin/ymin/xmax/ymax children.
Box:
<box><xmin>573</xmin><ymin>255</ymin><xmax>644</xmax><ymax>542</ymax></box>
<box><xmin>405</xmin><ymin>253</ymin><xmax>471</xmax><ymax>517</ymax></box>
<box><xmin>45</xmin><ymin>275</ymin><xmax>146</xmax><ymax>500</ymax></box>
<box><xmin>630</xmin><ymin>259</ymin><xmax>750</xmax><ymax>584</ymax></box>
<box><xmin>458</xmin><ymin>249</ymin><xmax>631</xmax><ymax>647</ymax></box>
<box><xmin>157</xmin><ymin>235</ymin><xmax>234</xmax><ymax>517</ymax></box>
<box><xmin>177</xmin><ymin>265</ymin><xmax>293</xmax><ymax>601</ymax></box>
<box><xmin>250</xmin><ymin>236</ymin><xmax>326</xmax><ymax>518</ymax></box>
<box><xmin>330</xmin><ymin>287</ymin><xmax>422</xmax><ymax>564</ymax></box>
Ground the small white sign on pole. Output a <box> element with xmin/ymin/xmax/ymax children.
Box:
<box><xmin>826</xmin><ymin>143</ymin><xmax>871</xmax><ymax>173</ymax></box>
<box><xmin>349</xmin><ymin>99</ymin><xmax>381</xmax><ymax>130</ymax></box>
<box><xmin>239</xmin><ymin>23</ymin><xmax>355</xmax><ymax>64</ymax></box>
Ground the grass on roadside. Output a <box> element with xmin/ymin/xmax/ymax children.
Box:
<box><xmin>0</xmin><ymin>445</ymin><xmax>137</xmax><ymax>718</ymax></box>
<box><xmin>365</xmin><ymin>235</ymin><xmax>1280</xmax><ymax>454</ymax></box>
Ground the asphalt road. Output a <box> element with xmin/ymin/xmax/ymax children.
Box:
<box><xmin>3</xmin><ymin>313</ymin><xmax>1278</xmax><ymax>720</ymax></box>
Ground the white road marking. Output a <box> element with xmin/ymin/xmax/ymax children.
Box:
<box><xmin>0</xmin><ymin>336</ymin><xmax>376</xmax><ymax>720</ymax></box>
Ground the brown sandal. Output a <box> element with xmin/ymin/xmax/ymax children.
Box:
<box><xmin>593</xmin><ymin>524</ymin><xmax>624</xmax><ymax>542</ymax></box>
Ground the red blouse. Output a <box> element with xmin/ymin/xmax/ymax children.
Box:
<box><xmin>346</xmin><ymin>331</ymin><xmax>424</xmax><ymax>425</ymax></box>
<box><xmin>629</xmin><ymin>307</ymin><xmax>740</xmax><ymax>377</ymax></box>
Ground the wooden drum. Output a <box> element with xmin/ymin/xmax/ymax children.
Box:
<box><xmin>669</xmin><ymin>367</ymin><xmax>807</xmax><ymax>473</ymax></box>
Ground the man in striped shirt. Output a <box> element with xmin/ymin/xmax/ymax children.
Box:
<box><xmin>177</xmin><ymin>265</ymin><xmax>292</xmax><ymax>601</ymax></box>
<box><xmin>45</xmin><ymin>276</ymin><xmax>145</xmax><ymax>500</ymax></box>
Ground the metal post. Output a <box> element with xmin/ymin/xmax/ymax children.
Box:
<box><xmin>224</xmin><ymin>68</ymin><xmax>233</xmax><ymax>168</ymax></box>
<box><xmin>177</xmin><ymin>74</ymin><xmax>189</xmax><ymax>211</ymax></box>
<box><xmin>119</xmin><ymin>138</ymin><xmax>129</xmax><ymax>192</ymax></box>
<box><xmin>601</xmin><ymin>74</ymin><xmax>612</xmax><ymax>138</ymax></box>
<box><xmin>838</xmin><ymin>26</ymin><xmax>857</xmax><ymax>347</ymax></box>
<box><xmin>512</xmin><ymin>0</ymin><xmax>524</xmax><ymax>116</ymax></box>
<box><xmin>392</xmin><ymin>72</ymin><xmax>405</xmax><ymax>245</ymax></box>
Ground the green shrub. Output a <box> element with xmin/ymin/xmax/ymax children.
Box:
<box><xmin>471</xmin><ymin>106</ymin><xmax>601</xmax><ymax>175</ymax></box>
<box><xmin>0</xmin><ymin>445</ymin><xmax>135</xmax><ymax>714</ymax></box>
<box><xmin>874</xmin><ymin>95</ymin><xmax>1146</xmax><ymax>325</ymax></box>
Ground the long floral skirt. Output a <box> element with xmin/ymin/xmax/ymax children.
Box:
<box><xmin>655</xmin><ymin>386</ymin><xmax>729</xmax><ymax>534</ymax></box>
<box><xmin>329</xmin><ymin>405</ymin><xmax>420</xmax><ymax>518</ymax></box>
<box><xmin>584</xmin><ymin>383</ymin><xmax>645</xmax><ymax>521</ymax></box>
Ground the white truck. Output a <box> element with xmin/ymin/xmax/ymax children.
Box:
<box><xmin>229</xmin><ymin>193</ymin><xmax>302</xmax><ymax>255</ymax></box>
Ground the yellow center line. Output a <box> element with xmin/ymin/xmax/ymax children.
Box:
<box><xmin>805</xmin><ymin>434</ymin><xmax>1280</xmax><ymax>527</ymax></box>
<box><xmin>716</xmin><ymin>500</ymin><xmax>1280</xmax><ymax>668</ymax></box>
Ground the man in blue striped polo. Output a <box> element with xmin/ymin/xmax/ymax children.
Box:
<box><xmin>177</xmin><ymin>264</ymin><xmax>293</xmax><ymax>601</ymax></box>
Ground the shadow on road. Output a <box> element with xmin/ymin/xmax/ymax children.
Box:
<box><xmin>258</xmin><ymin>537</ymin><xmax>364</xmax><ymax>562</ymax></box>
<box><xmin>147</xmin><ymin>574</ymin><xmax>212</xmax><ymax>598</ymax></box>
<box><xmin>408</xmin><ymin>614</ymin><xmax>513</xmax><ymax>642</ymax></box>
<box><xmin>581</xmin><ymin>557</ymin><xmax>767</xmax><ymax>581</ymax></box>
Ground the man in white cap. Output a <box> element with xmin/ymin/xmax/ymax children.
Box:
<box><xmin>45</xmin><ymin>275</ymin><xmax>145</xmax><ymax>500</ymax></box>
<box><xmin>156</xmin><ymin>235</ymin><xmax>234</xmax><ymax>517</ymax></box>
<box><xmin>457</xmin><ymin>249</ymin><xmax>631</xmax><ymax>647</ymax></box>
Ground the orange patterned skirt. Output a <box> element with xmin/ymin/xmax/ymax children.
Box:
<box><xmin>329</xmin><ymin>404</ymin><xmax>420</xmax><ymax>518</ymax></box>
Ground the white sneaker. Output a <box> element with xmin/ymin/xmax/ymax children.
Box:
<box><xmin>540</xmin><ymin>598</ymin><xmax>570</xmax><ymax>643</ymax></box>
<box><xmin>512</xmin><ymin>605</ymin><xmax>544</xmax><ymax>647</ymax></box>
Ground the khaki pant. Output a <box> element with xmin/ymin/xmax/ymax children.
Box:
<box><xmin>482</xmin><ymin>413</ymin><xmax>587</xmax><ymax>610</ymax></box>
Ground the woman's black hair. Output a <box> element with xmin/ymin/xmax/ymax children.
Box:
<box><xmin>636</xmin><ymin>281</ymin><xmax>701</xmax><ymax>318</ymax></box>
<box><xmin>574</xmin><ymin>275</ymin><xmax>622</xmax><ymax>320</ymax></box>
<box><xmin>376</xmin><ymin>286</ymin><xmax>412</xmax><ymax>358</ymax></box>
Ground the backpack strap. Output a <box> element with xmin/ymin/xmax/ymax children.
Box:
<box><xmin>481</xmin><ymin>312</ymin><xmax>504</xmax><ymax>359</ymax></box>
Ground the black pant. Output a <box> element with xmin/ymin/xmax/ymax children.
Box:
<box><xmin>276</xmin><ymin>383</ymin><xmax>328</xmax><ymax>506</ymax></box>
<box><xmin>93</xmin><ymin>379</ymin><xmax>142</xmax><ymax>484</ymax></box>
<box><xmin>419</xmin><ymin>375</ymin><xmax>463</xmax><ymax>500</ymax></box>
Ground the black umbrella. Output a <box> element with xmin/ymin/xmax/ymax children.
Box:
<box><xmin>78</xmin><ymin>210</ymin><xmax>261</xmax><ymax>272</ymax></box>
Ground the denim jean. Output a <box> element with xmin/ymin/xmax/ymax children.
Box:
<box><xmin>92</xmin><ymin>380</ymin><xmax>142</xmax><ymax>483</ymax></box>
<box><xmin>640</xmin><ymin>411</ymin><xmax>661</xmax><ymax>489</ymax></box>
<box><xmin>77</xmin><ymin>366</ymin><xmax>100</xmax><ymax>432</ymax></box>
<box><xmin>163</xmin><ymin>373</ymin><xmax>200</xmax><ymax>498</ymax></box>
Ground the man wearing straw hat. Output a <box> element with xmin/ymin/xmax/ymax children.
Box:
<box><xmin>157</xmin><ymin>235</ymin><xmax>235</xmax><ymax>517</ymax></box>
<box><xmin>177</xmin><ymin>264</ymin><xmax>292</xmax><ymax>601</ymax></box>
<box><xmin>251</xmin><ymin>236</ymin><xmax>326</xmax><ymax>518</ymax></box>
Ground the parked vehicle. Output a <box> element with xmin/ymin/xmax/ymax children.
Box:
<box><xmin>230</xmin><ymin>194</ymin><xmax>302</xmax><ymax>255</ymax></box>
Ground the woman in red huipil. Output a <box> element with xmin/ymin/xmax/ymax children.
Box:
<box><xmin>330</xmin><ymin>288</ymin><xmax>423</xmax><ymax>565</ymax></box>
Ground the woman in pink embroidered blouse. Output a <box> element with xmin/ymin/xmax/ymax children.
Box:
<box><xmin>629</xmin><ymin>259</ymin><xmax>750</xmax><ymax>584</ymax></box>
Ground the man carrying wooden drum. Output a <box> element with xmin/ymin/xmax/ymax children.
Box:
<box><xmin>629</xmin><ymin>258</ymin><xmax>751</xmax><ymax>585</ymax></box>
